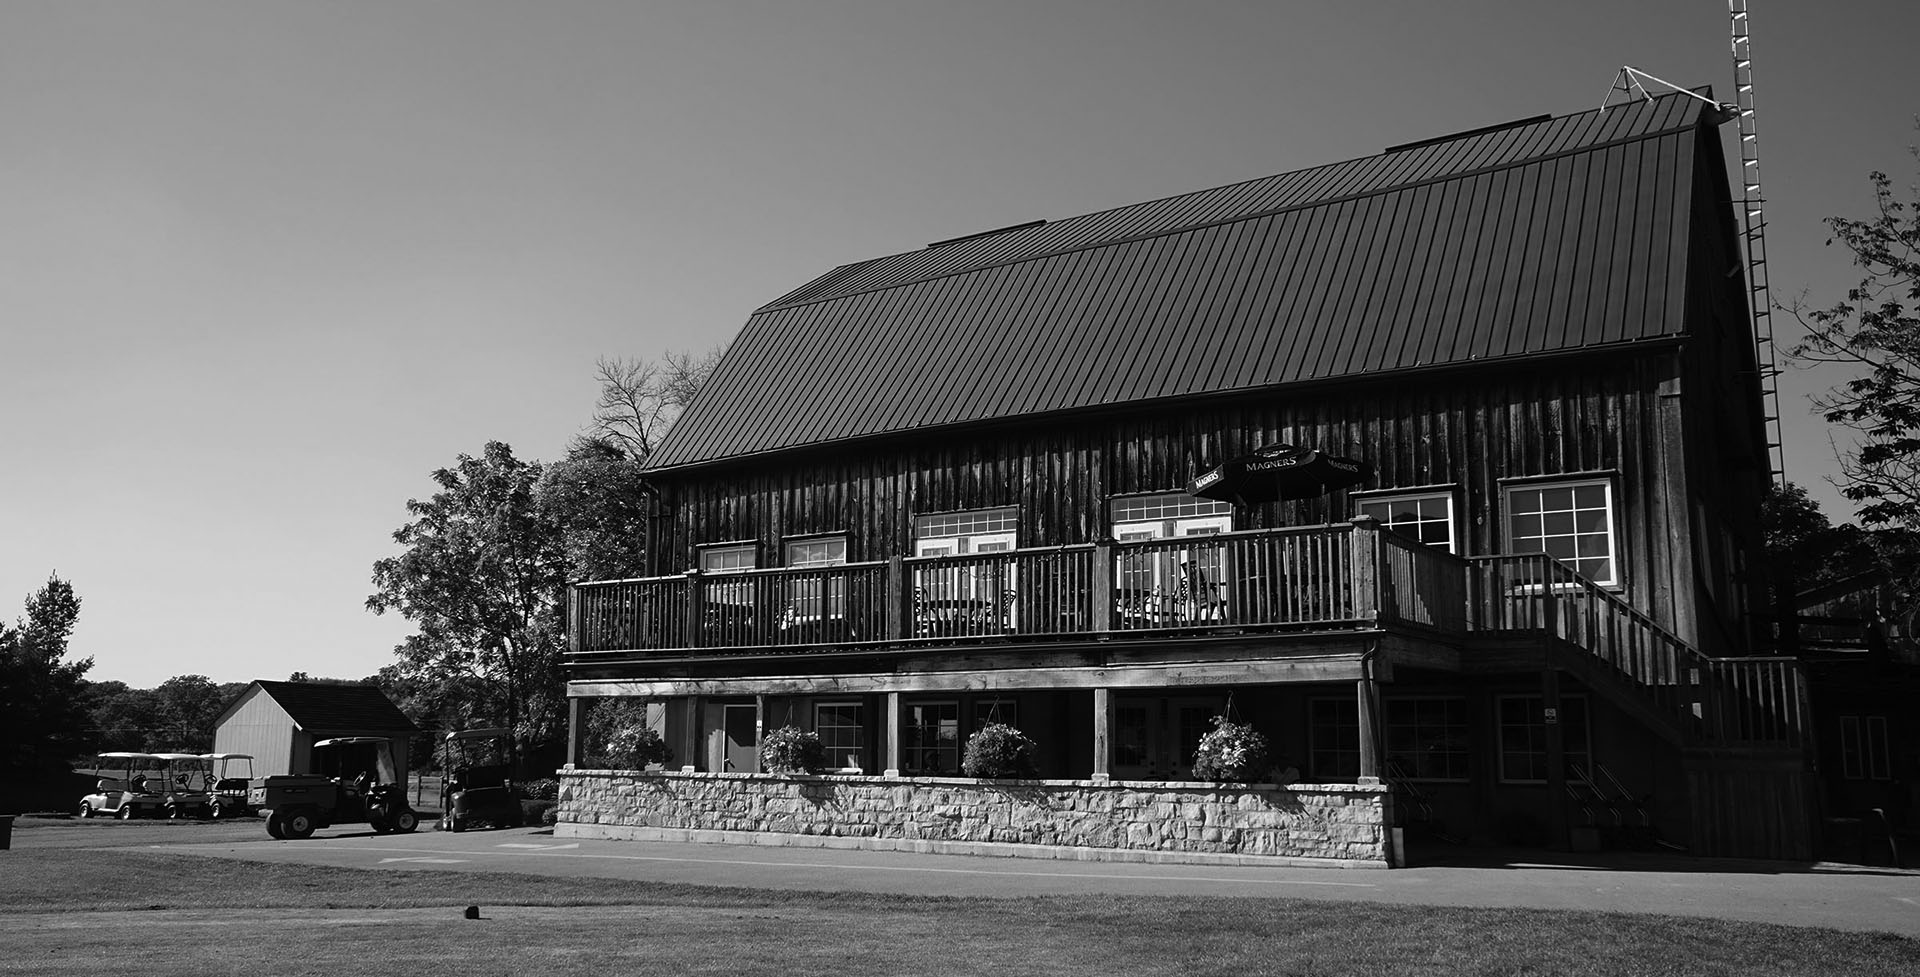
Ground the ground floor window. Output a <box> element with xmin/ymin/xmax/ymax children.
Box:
<box><xmin>1839</xmin><ymin>715</ymin><xmax>1892</xmax><ymax>780</ymax></box>
<box><xmin>814</xmin><ymin>701</ymin><xmax>864</xmax><ymax>772</ymax></box>
<box><xmin>904</xmin><ymin>700</ymin><xmax>960</xmax><ymax>775</ymax></box>
<box><xmin>972</xmin><ymin>698</ymin><xmax>1019</xmax><ymax>731</ymax></box>
<box><xmin>1308</xmin><ymin>697</ymin><xmax>1360</xmax><ymax>781</ymax></box>
<box><xmin>1497</xmin><ymin>695</ymin><xmax>1591</xmax><ymax>783</ymax></box>
<box><xmin>1384</xmin><ymin>696</ymin><xmax>1470</xmax><ymax>781</ymax></box>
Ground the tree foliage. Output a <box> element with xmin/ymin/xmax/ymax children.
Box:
<box><xmin>1789</xmin><ymin>143</ymin><xmax>1920</xmax><ymax>529</ymax></box>
<box><xmin>535</xmin><ymin>438</ymin><xmax>653</xmax><ymax>582</ymax></box>
<box><xmin>0</xmin><ymin>575</ymin><xmax>93</xmax><ymax>777</ymax></box>
<box><xmin>367</xmin><ymin>442</ymin><xmax>571</xmax><ymax>751</ymax></box>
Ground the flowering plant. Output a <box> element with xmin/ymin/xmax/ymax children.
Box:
<box><xmin>1190</xmin><ymin>716</ymin><xmax>1271</xmax><ymax>782</ymax></box>
<box><xmin>759</xmin><ymin>725</ymin><xmax>826</xmax><ymax>774</ymax></box>
<box><xmin>961</xmin><ymin>722</ymin><xmax>1038</xmax><ymax>778</ymax></box>
<box><xmin>608</xmin><ymin>725</ymin><xmax>673</xmax><ymax>769</ymax></box>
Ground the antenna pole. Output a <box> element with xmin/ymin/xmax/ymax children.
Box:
<box><xmin>1730</xmin><ymin>0</ymin><xmax>1786</xmax><ymax>487</ymax></box>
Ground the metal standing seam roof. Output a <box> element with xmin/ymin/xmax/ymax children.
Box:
<box><xmin>651</xmin><ymin>94</ymin><xmax>1710</xmax><ymax>474</ymax></box>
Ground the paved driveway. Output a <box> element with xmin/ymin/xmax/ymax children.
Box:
<box><xmin>136</xmin><ymin>824</ymin><xmax>1920</xmax><ymax>937</ymax></box>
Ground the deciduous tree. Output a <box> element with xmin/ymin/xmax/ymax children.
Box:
<box><xmin>1789</xmin><ymin>142</ymin><xmax>1920</xmax><ymax>529</ymax></box>
<box><xmin>0</xmin><ymin>575</ymin><xmax>93</xmax><ymax>778</ymax></box>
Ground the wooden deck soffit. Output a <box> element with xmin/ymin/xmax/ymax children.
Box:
<box><xmin>567</xmin><ymin>653</ymin><xmax>1379</xmax><ymax>699</ymax></box>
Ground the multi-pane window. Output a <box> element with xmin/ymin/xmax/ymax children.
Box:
<box><xmin>915</xmin><ymin>508</ymin><xmax>1019</xmax><ymax>542</ymax></box>
<box><xmin>1359</xmin><ymin>492</ymin><xmax>1456</xmax><ymax>553</ymax></box>
<box><xmin>972</xmin><ymin>698</ymin><xmax>1019</xmax><ymax>731</ymax></box>
<box><xmin>1385</xmin><ymin>697</ymin><xmax>1470</xmax><ymax>781</ymax></box>
<box><xmin>1839</xmin><ymin>716</ymin><xmax>1892</xmax><ymax>780</ymax></box>
<box><xmin>1111</xmin><ymin>493</ymin><xmax>1235</xmax><ymax>526</ymax></box>
<box><xmin>904</xmin><ymin>701</ymin><xmax>960</xmax><ymax>775</ymax></box>
<box><xmin>698</xmin><ymin>543</ymin><xmax>757</xmax><ymax>609</ymax></box>
<box><xmin>1308</xmin><ymin>697</ymin><xmax>1360</xmax><ymax>782</ymax></box>
<box><xmin>814</xmin><ymin>702</ymin><xmax>864</xmax><ymax>772</ymax></box>
<box><xmin>698</xmin><ymin>543</ymin><xmax>756</xmax><ymax>573</ymax></box>
<box><xmin>784</xmin><ymin>536</ymin><xmax>847</xmax><ymax>621</ymax></box>
<box><xmin>1497</xmin><ymin>695</ymin><xmax>1591</xmax><ymax>783</ymax></box>
<box><xmin>1505</xmin><ymin>480</ymin><xmax>1618</xmax><ymax>585</ymax></box>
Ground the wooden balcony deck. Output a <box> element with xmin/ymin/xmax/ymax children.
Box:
<box><xmin>566</xmin><ymin>521</ymin><xmax>1808</xmax><ymax>751</ymax></box>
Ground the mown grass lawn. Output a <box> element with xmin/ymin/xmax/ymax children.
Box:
<box><xmin>1</xmin><ymin>822</ymin><xmax>1914</xmax><ymax>977</ymax></box>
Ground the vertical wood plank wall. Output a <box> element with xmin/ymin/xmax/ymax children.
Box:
<box><xmin>654</xmin><ymin>350</ymin><xmax>1752</xmax><ymax>647</ymax></box>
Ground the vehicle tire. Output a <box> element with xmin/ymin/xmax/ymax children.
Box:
<box><xmin>166</xmin><ymin>803</ymin><xmax>181</xmax><ymax>820</ymax></box>
<box><xmin>392</xmin><ymin>809</ymin><xmax>419</xmax><ymax>833</ymax></box>
<box><xmin>284</xmin><ymin>810</ymin><xmax>317</xmax><ymax>840</ymax></box>
<box><xmin>266</xmin><ymin>814</ymin><xmax>286</xmax><ymax>839</ymax></box>
<box><xmin>79</xmin><ymin>801</ymin><xmax>93</xmax><ymax>819</ymax></box>
<box><xmin>448</xmin><ymin>814</ymin><xmax>465</xmax><ymax>833</ymax></box>
<box><xmin>208</xmin><ymin>802</ymin><xmax>225</xmax><ymax>820</ymax></box>
<box><xmin>118</xmin><ymin>804</ymin><xmax>135</xmax><ymax>821</ymax></box>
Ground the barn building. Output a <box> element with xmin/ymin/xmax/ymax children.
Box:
<box><xmin>554</xmin><ymin>91</ymin><xmax>1812</xmax><ymax>866</ymax></box>
<box><xmin>212</xmin><ymin>680</ymin><xmax>420</xmax><ymax>787</ymax></box>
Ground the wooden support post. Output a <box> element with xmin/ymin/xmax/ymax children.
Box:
<box><xmin>1092</xmin><ymin>687</ymin><xmax>1112</xmax><ymax>781</ymax></box>
<box><xmin>884</xmin><ymin>691</ymin><xmax>902</xmax><ymax>777</ymax></box>
<box><xmin>1349</xmin><ymin>515</ymin><xmax>1381</xmax><ymax>624</ymax></box>
<box><xmin>886</xmin><ymin>555</ymin><xmax>906</xmax><ymax>640</ymax></box>
<box><xmin>565</xmin><ymin>696</ymin><xmax>586</xmax><ymax>769</ymax></box>
<box><xmin>1091</xmin><ymin>538</ymin><xmax>1114</xmax><ymax>634</ymax></box>
<box><xmin>1356</xmin><ymin>675</ymin><xmax>1380</xmax><ymax>784</ymax></box>
<box><xmin>683</xmin><ymin>569</ymin><xmax>704</xmax><ymax>648</ymax></box>
<box><xmin>1542</xmin><ymin>663</ymin><xmax>1569</xmax><ymax>850</ymax></box>
<box><xmin>681</xmin><ymin>695</ymin><xmax>702</xmax><ymax>772</ymax></box>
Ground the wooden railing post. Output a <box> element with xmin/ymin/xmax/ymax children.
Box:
<box><xmin>1349</xmin><ymin>516</ymin><xmax>1380</xmax><ymax>624</ymax></box>
<box><xmin>683</xmin><ymin>569</ymin><xmax>704</xmax><ymax>649</ymax></box>
<box><xmin>886</xmin><ymin>555</ymin><xmax>906</xmax><ymax>640</ymax></box>
<box><xmin>566</xmin><ymin>585</ymin><xmax>582</xmax><ymax>655</ymax></box>
<box><xmin>1091</xmin><ymin>538</ymin><xmax>1114</xmax><ymax>634</ymax></box>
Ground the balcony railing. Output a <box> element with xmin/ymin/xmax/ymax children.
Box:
<box><xmin>568</xmin><ymin>521</ymin><xmax>1485</xmax><ymax>656</ymax></box>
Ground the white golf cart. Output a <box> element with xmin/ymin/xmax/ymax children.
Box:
<box><xmin>152</xmin><ymin>753</ymin><xmax>214</xmax><ymax>819</ymax></box>
<box><xmin>77</xmin><ymin>752</ymin><xmax>169</xmax><ymax>820</ymax></box>
<box><xmin>201</xmin><ymin>753</ymin><xmax>257</xmax><ymax>819</ymax></box>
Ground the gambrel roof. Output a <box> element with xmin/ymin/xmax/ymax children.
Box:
<box><xmin>652</xmin><ymin>93</ymin><xmax>1716</xmax><ymax>473</ymax></box>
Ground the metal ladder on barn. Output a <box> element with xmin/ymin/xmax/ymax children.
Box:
<box><xmin>1730</xmin><ymin>0</ymin><xmax>1786</xmax><ymax>486</ymax></box>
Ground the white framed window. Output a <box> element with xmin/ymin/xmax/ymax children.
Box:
<box><xmin>1385</xmin><ymin>696</ymin><xmax>1470</xmax><ymax>781</ymax></box>
<box><xmin>1504</xmin><ymin>478</ymin><xmax>1619</xmax><ymax>585</ymax></box>
<box><xmin>1308</xmin><ymin>697</ymin><xmax>1360</xmax><ymax>782</ymax></box>
<box><xmin>1112</xmin><ymin>493</ymin><xmax>1233</xmax><ymax>620</ymax></box>
<box><xmin>814</xmin><ymin>701</ymin><xmax>865</xmax><ymax>773</ymax></box>
<box><xmin>914</xmin><ymin>507</ymin><xmax>1019</xmax><ymax>548</ymax></box>
<box><xmin>783</xmin><ymin>536</ymin><xmax>847</xmax><ymax>621</ymax></box>
<box><xmin>697</xmin><ymin>542</ymin><xmax>757</xmax><ymax>573</ymax></box>
<box><xmin>1497</xmin><ymin>695</ymin><xmax>1591</xmax><ymax>784</ymax></box>
<box><xmin>1358</xmin><ymin>490</ymin><xmax>1458</xmax><ymax>554</ymax></box>
<box><xmin>904</xmin><ymin>700</ymin><xmax>960</xmax><ymax>775</ymax></box>
<box><xmin>1839</xmin><ymin>715</ymin><xmax>1891</xmax><ymax>780</ymax></box>
<box><xmin>912</xmin><ymin>510</ymin><xmax>1019</xmax><ymax>631</ymax></box>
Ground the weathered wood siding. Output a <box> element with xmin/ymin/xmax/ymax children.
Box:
<box><xmin>652</xmin><ymin>349</ymin><xmax>1729</xmax><ymax>645</ymax></box>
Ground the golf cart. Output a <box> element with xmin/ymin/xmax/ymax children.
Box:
<box><xmin>201</xmin><ymin>753</ymin><xmax>256</xmax><ymax>819</ymax></box>
<box><xmin>77</xmin><ymin>752</ymin><xmax>169</xmax><ymax>820</ymax></box>
<box><xmin>440</xmin><ymin>727</ymin><xmax>522</xmax><ymax>832</ymax></box>
<box><xmin>247</xmin><ymin>736</ymin><xmax>421</xmax><ymax>840</ymax></box>
<box><xmin>152</xmin><ymin>753</ymin><xmax>213</xmax><ymax>819</ymax></box>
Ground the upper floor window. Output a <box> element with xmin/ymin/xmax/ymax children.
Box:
<box><xmin>1357</xmin><ymin>490</ymin><xmax>1457</xmax><ymax>553</ymax></box>
<box><xmin>913</xmin><ymin>507</ymin><xmax>1018</xmax><ymax>556</ymax></box>
<box><xmin>697</xmin><ymin>542</ymin><xmax>756</xmax><ymax>573</ymax></box>
<box><xmin>1504</xmin><ymin>478</ymin><xmax>1618</xmax><ymax>586</ymax></box>
<box><xmin>785</xmin><ymin>536</ymin><xmax>847</xmax><ymax>568</ymax></box>
<box><xmin>1111</xmin><ymin>493</ymin><xmax>1234</xmax><ymax>538</ymax></box>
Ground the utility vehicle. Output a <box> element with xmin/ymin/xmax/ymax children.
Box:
<box><xmin>248</xmin><ymin>736</ymin><xmax>421</xmax><ymax>840</ymax></box>
<box><xmin>440</xmin><ymin>727</ymin><xmax>522</xmax><ymax>832</ymax></box>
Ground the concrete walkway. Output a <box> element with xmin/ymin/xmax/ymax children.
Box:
<box><xmin>139</xmin><ymin>824</ymin><xmax>1920</xmax><ymax>937</ymax></box>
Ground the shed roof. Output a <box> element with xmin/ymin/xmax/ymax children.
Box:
<box><xmin>651</xmin><ymin>93</ymin><xmax>1714</xmax><ymax>473</ymax></box>
<box><xmin>232</xmin><ymin>681</ymin><xmax>420</xmax><ymax>735</ymax></box>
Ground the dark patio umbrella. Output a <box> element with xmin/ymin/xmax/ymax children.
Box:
<box><xmin>1186</xmin><ymin>443</ymin><xmax>1374</xmax><ymax>506</ymax></box>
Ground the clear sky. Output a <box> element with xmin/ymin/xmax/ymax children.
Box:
<box><xmin>4</xmin><ymin>1</ymin><xmax>1916</xmax><ymax>687</ymax></box>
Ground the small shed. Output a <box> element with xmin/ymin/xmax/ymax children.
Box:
<box><xmin>212</xmin><ymin>681</ymin><xmax>421</xmax><ymax>787</ymax></box>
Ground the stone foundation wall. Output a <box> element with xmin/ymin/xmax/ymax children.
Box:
<box><xmin>556</xmin><ymin>770</ymin><xmax>1392</xmax><ymax>867</ymax></box>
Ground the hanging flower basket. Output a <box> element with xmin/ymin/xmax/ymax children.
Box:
<box><xmin>1191</xmin><ymin>716</ymin><xmax>1271</xmax><ymax>783</ymax></box>
<box><xmin>962</xmin><ymin>722</ymin><xmax>1038</xmax><ymax>779</ymax></box>
<box><xmin>759</xmin><ymin>725</ymin><xmax>826</xmax><ymax>775</ymax></box>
